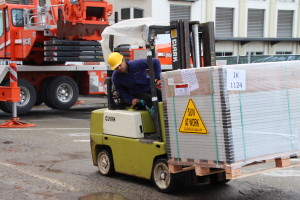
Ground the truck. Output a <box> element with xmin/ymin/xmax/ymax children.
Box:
<box><xmin>0</xmin><ymin>0</ymin><xmax>112</xmax><ymax>114</ymax></box>
<box><xmin>0</xmin><ymin>0</ymin><xmax>194</xmax><ymax>116</ymax></box>
<box><xmin>90</xmin><ymin>19</ymin><xmax>223</xmax><ymax>193</ymax></box>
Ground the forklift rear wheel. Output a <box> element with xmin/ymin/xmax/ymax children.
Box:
<box><xmin>152</xmin><ymin>159</ymin><xmax>174</xmax><ymax>193</ymax></box>
<box><xmin>209</xmin><ymin>171</ymin><xmax>230</xmax><ymax>185</ymax></box>
<box><xmin>97</xmin><ymin>150</ymin><xmax>115</xmax><ymax>176</ymax></box>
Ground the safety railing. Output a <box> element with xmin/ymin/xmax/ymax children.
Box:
<box><xmin>24</xmin><ymin>5</ymin><xmax>64</xmax><ymax>31</ymax></box>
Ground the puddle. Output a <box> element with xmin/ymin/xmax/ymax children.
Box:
<box><xmin>46</xmin><ymin>168</ymin><xmax>63</xmax><ymax>173</ymax></box>
<box><xmin>3</xmin><ymin>141</ymin><xmax>13</xmax><ymax>144</ymax></box>
<box><xmin>79</xmin><ymin>192</ymin><xmax>129</xmax><ymax>200</ymax></box>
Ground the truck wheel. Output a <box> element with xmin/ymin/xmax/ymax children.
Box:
<box><xmin>97</xmin><ymin>150</ymin><xmax>115</xmax><ymax>176</ymax></box>
<box><xmin>152</xmin><ymin>159</ymin><xmax>175</xmax><ymax>193</ymax></box>
<box><xmin>40</xmin><ymin>77</ymin><xmax>55</xmax><ymax>108</ymax></box>
<box><xmin>45</xmin><ymin>76</ymin><xmax>79</xmax><ymax>110</ymax></box>
<box><xmin>210</xmin><ymin>172</ymin><xmax>230</xmax><ymax>185</ymax></box>
<box><xmin>35</xmin><ymin>92</ymin><xmax>43</xmax><ymax>106</ymax></box>
<box><xmin>0</xmin><ymin>79</ymin><xmax>37</xmax><ymax>115</ymax></box>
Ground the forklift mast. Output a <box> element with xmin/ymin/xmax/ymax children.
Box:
<box><xmin>106</xmin><ymin>20</ymin><xmax>216</xmax><ymax>141</ymax></box>
<box><xmin>170</xmin><ymin>20</ymin><xmax>216</xmax><ymax>69</ymax></box>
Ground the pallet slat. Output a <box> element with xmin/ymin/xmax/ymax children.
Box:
<box><xmin>168</xmin><ymin>154</ymin><xmax>300</xmax><ymax>179</ymax></box>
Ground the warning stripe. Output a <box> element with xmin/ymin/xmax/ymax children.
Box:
<box><xmin>10</xmin><ymin>64</ymin><xmax>18</xmax><ymax>83</ymax></box>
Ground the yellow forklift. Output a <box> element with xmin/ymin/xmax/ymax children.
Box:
<box><xmin>90</xmin><ymin>19</ymin><xmax>228</xmax><ymax>192</ymax></box>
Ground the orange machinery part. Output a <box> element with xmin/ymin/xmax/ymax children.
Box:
<box><xmin>63</xmin><ymin>0</ymin><xmax>113</xmax><ymax>25</ymax></box>
<box><xmin>0</xmin><ymin>83</ymin><xmax>20</xmax><ymax>103</ymax></box>
<box><xmin>156</xmin><ymin>43</ymin><xmax>205</xmax><ymax>67</ymax></box>
<box><xmin>0</xmin><ymin>117</ymin><xmax>36</xmax><ymax>128</ymax></box>
<box><xmin>130</xmin><ymin>43</ymin><xmax>204</xmax><ymax>67</ymax></box>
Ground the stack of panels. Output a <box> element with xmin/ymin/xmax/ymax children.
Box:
<box><xmin>162</xmin><ymin>67</ymin><xmax>229</xmax><ymax>163</ymax></box>
<box><xmin>161</xmin><ymin>61</ymin><xmax>300</xmax><ymax>165</ymax></box>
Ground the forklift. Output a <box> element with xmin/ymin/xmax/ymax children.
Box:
<box><xmin>90</xmin><ymin>19</ymin><xmax>227</xmax><ymax>193</ymax></box>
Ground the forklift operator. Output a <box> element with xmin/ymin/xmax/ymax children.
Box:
<box><xmin>107</xmin><ymin>52</ymin><xmax>162</xmax><ymax>111</ymax></box>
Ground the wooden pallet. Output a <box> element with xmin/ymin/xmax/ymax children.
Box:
<box><xmin>168</xmin><ymin>158</ymin><xmax>225</xmax><ymax>176</ymax></box>
<box><xmin>168</xmin><ymin>153</ymin><xmax>300</xmax><ymax>179</ymax></box>
<box><xmin>225</xmin><ymin>156</ymin><xmax>300</xmax><ymax>179</ymax></box>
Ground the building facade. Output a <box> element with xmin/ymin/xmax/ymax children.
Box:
<box><xmin>106</xmin><ymin>0</ymin><xmax>300</xmax><ymax>56</ymax></box>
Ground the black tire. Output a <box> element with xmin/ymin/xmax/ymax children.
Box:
<box><xmin>34</xmin><ymin>92</ymin><xmax>43</xmax><ymax>106</ymax></box>
<box><xmin>97</xmin><ymin>149</ymin><xmax>115</xmax><ymax>176</ymax></box>
<box><xmin>0</xmin><ymin>79</ymin><xmax>37</xmax><ymax>115</ymax></box>
<box><xmin>40</xmin><ymin>77</ymin><xmax>55</xmax><ymax>108</ymax></box>
<box><xmin>45</xmin><ymin>76</ymin><xmax>79</xmax><ymax>110</ymax></box>
<box><xmin>152</xmin><ymin>158</ymin><xmax>175</xmax><ymax>193</ymax></box>
<box><xmin>210</xmin><ymin>172</ymin><xmax>230</xmax><ymax>185</ymax></box>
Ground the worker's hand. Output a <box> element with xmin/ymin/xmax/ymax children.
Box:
<box><xmin>132</xmin><ymin>98</ymin><xmax>139</xmax><ymax>106</ymax></box>
<box><xmin>155</xmin><ymin>79</ymin><xmax>161</xmax><ymax>86</ymax></box>
<box><xmin>155</xmin><ymin>79</ymin><xmax>161</xmax><ymax>88</ymax></box>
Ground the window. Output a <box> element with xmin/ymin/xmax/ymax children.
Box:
<box><xmin>170</xmin><ymin>4</ymin><xmax>191</xmax><ymax>21</ymax></box>
<box><xmin>168</xmin><ymin>0</ymin><xmax>198</xmax><ymax>1</ymax></box>
<box><xmin>277</xmin><ymin>0</ymin><xmax>294</xmax><ymax>2</ymax></box>
<box><xmin>121</xmin><ymin>8</ymin><xmax>130</xmax><ymax>20</ymax></box>
<box><xmin>246</xmin><ymin>51</ymin><xmax>263</xmax><ymax>55</ymax></box>
<box><xmin>39</xmin><ymin>0</ymin><xmax>46</xmax><ymax>6</ymax></box>
<box><xmin>247</xmin><ymin>9</ymin><xmax>264</xmax><ymax>37</ymax></box>
<box><xmin>12</xmin><ymin>9</ymin><xmax>24</xmax><ymax>27</ymax></box>
<box><xmin>215</xmin><ymin>8</ymin><xmax>234</xmax><ymax>38</ymax></box>
<box><xmin>277</xmin><ymin>10</ymin><xmax>293</xmax><ymax>38</ymax></box>
<box><xmin>0</xmin><ymin>10</ymin><xmax>3</xmax><ymax>37</ymax></box>
<box><xmin>216</xmin><ymin>52</ymin><xmax>233</xmax><ymax>56</ymax></box>
<box><xmin>276</xmin><ymin>51</ymin><xmax>292</xmax><ymax>54</ymax></box>
<box><xmin>5</xmin><ymin>9</ymin><xmax>9</xmax><ymax>31</ymax></box>
<box><xmin>121</xmin><ymin>8</ymin><xmax>144</xmax><ymax>20</ymax></box>
<box><xmin>134</xmin><ymin>8</ymin><xmax>143</xmax><ymax>18</ymax></box>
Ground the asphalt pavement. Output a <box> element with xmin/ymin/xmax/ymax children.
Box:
<box><xmin>0</xmin><ymin>95</ymin><xmax>300</xmax><ymax>200</ymax></box>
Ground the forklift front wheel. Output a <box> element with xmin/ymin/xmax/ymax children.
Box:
<box><xmin>152</xmin><ymin>159</ymin><xmax>174</xmax><ymax>193</ymax></box>
<box><xmin>97</xmin><ymin>150</ymin><xmax>115</xmax><ymax>176</ymax></box>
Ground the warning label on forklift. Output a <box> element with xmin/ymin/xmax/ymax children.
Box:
<box><xmin>179</xmin><ymin>99</ymin><xmax>208</xmax><ymax>134</ymax></box>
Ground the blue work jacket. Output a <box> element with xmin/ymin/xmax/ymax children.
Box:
<box><xmin>112</xmin><ymin>58</ymin><xmax>161</xmax><ymax>104</ymax></box>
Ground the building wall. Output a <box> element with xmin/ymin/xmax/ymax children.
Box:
<box><xmin>207</xmin><ymin>0</ymin><xmax>300</xmax><ymax>55</ymax></box>
<box><xmin>107</xmin><ymin>0</ymin><xmax>300</xmax><ymax>55</ymax></box>
<box><xmin>151</xmin><ymin>0</ymin><xmax>170</xmax><ymax>21</ymax></box>
<box><xmin>106</xmin><ymin>0</ymin><xmax>152</xmax><ymax>23</ymax></box>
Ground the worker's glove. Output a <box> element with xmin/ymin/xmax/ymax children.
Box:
<box><xmin>138</xmin><ymin>99</ymin><xmax>146</xmax><ymax>107</ymax></box>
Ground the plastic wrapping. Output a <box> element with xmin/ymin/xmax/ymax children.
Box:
<box><xmin>100</xmin><ymin>18</ymin><xmax>169</xmax><ymax>68</ymax></box>
<box><xmin>162</xmin><ymin>61</ymin><xmax>300</xmax><ymax>168</ymax></box>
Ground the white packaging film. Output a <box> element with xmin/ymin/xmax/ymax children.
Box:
<box><xmin>161</xmin><ymin>61</ymin><xmax>300</xmax><ymax>166</ymax></box>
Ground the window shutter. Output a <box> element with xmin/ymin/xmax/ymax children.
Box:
<box><xmin>170</xmin><ymin>5</ymin><xmax>191</xmax><ymax>21</ymax></box>
<box><xmin>121</xmin><ymin>8</ymin><xmax>130</xmax><ymax>20</ymax></box>
<box><xmin>277</xmin><ymin>10</ymin><xmax>293</xmax><ymax>38</ymax></box>
<box><xmin>215</xmin><ymin>7</ymin><xmax>234</xmax><ymax>38</ymax></box>
<box><xmin>134</xmin><ymin>8</ymin><xmax>143</xmax><ymax>18</ymax></box>
<box><xmin>247</xmin><ymin>9</ymin><xmax>264</xmax><ymax>37</ymax></box>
